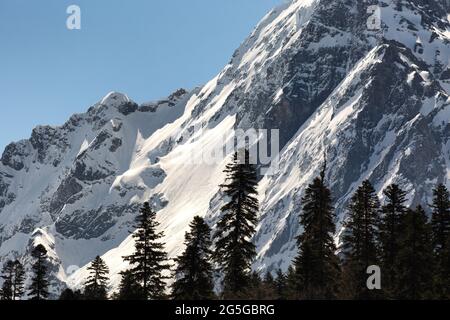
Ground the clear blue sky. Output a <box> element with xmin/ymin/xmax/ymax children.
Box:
<box><xmin>0</xmin><ymin>0</ymin><xmax>281</xmax><ymax>151</ymax></box>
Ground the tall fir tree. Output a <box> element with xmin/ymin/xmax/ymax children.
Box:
<box><xmin>431</xmin><ymin>184</ymin><xmax>450</xmax><ymax>252</ymax></box>
<box><xmin>12</xmin><ymin>260</ymin><xmax>25</xmax><ymax>300</ymax></box>
<box><xmin>213</xmin><ymin>150</ymin><xmax>259</xmax><ymax>299</ymax></box>
<box><xmin>123</xmin><ymin>202</ymin><xmax>170</xmax><ymax>300</ymax></box>
<box><xmin>1</xmin><ymin>260</ymin><xmax>25</xmax><ymax>300</ymax></box>
<box><xmin>293</xmin><ymin>163</ymin><xmax>340</xmax><ymax>299</ymax></box>
<box><xmin>0</xmin><ymin>260</ymin><xmax>14</xmax><ymax>300</ymax></box>
<box><xmin>83</xmin><ymin>256</ymin><xmax>110</xmax><ymax>300</ymax></box>
<box><xmin>172</xmin><ymin>216</ymin><xmax>215</xmax><ymax>300</ymax></box>
<box><xmin>28</xmin><ymin>244</ymin><xmax>49</xmax><ymax>300</ymax></box>
<box><xmin>395</xmin><ymin>206</ymin><xmax>434</xmax><ymax>299</ymax></box>
<box><xmin>430</xmin><ymin>184</ymin><xmax>450</xmax><ymax>298</ymax></box>
<box><xmin>284</xmin><ymin>266</ymin><xmax>298</xmax><ymax>300</ymax></box>
<box><xmin>378</xmin><ymin>184</ymin><xmax>407</xmax><ymax>297</ymax></box>
<box><xmin>341</xmin><ymin>180</ymin><xmax>381</xmax><ymax>299</ymax></box>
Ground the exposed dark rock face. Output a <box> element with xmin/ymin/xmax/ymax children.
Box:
<box><xmin>118</xmin><ymin>102</ymin><xmax>139</xmax><ymax>115</ymax></box>
<box><xmin>73</xmin><ymin>161</ymin><xmax>114</xmax><ymax>182</ymax></box>
<box><xmin>90</xmin><ymin>131</ymin><xmax>112</xmax><ymax>151</ymax></box>
<box><xmin>55</xmin><ymin>204</ymin><xmax>139</xmax><ymax>239</ymax></box>
<box><xmin>140</xmin><ymin>88</ymin><xmax>190</xmax><ymax>112</ymax></box>
<box><xmin>49</xmin><ymin>177</ymin><xmax>83</xmax><ymax>215</ymax></box>
<box><xmin>1</xmin><ymin>142</ymin><xmax>30</xmax><ymax>171</ymax></box>
<box><xmin>31</xmin><ymin>126</ymin><xmax>68</xmax><ymax>163</ymax></box>
<box><xmin>109</xmin><ymin>138</ymin><xmax>122</xmax><ymax>152</ymax></box>
<box><xmin>0</xmin><ymin>175</ymin><xmax>14</xmax><ymax>211</ymax></box>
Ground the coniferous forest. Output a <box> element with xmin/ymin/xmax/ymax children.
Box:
<box><xmin>1</xmin><ymin>150</ymin><xmax>449</xmax><ymax>301</ymax></box>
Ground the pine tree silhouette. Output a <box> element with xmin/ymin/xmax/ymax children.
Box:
<box><xmin>83</xmin><ymin>256</ymin><xmax>109</xmax><ymax>300</ymax></box>
<box><xmin>395</xmin><ymin>206</ymin><xmax>434</xmax><ymax>299</ymax></box>
<box><xmin>1</xmin><ymin>260</ymin><xmax>26</xmax><ymax>300</ymax></box>
<box><xmin>12</xmin><ymin>260</ymin><xmax>25</xmax><ymax>300</ymax></box>
<box><xmin>123</xmin><ymin>202</ymin><xmax>170</xmax><ymax>300</ymax></box>
<box><xmin>28</xmin><ymin>244</ymin><xmax>49</xmax><ymax>300</ymax></box>
<box><xmin>213</xmin><ymin>149</ymin><xmax>259</xmax><ymax>299</ymax></box>
<box><xmin>172</xmin><ymin>216</ymin><xmax>215</xmax><ymax>300</ymax></box>
<box><xmin>430</xmin><ymin>184</ymin><xmax>450</xmax><ymax>298</ymax></box>
<box><xmin>341</xmin><ymin>180</ymin><xmax>381</xmax><ymax>299</ymax></box>
<box><xmin>285</xmin><ymin>266</ymin><xmax>298</xmax><ymax>299</ymax></box>
<box><xmin>293</xmin><ymin>161</ymin><xmax>340</xmax><ymax>299</ymax></box>
<box><xmin>0</xmin><ymin>260</ymin><xmax>14</xmax><ymax>300</ymax></box>
<box><xmin>431</xmin><ymin>184</ymin><xmax>450</xmax><ymax>252</ymax></box>
<box><xmin>378</xmin><ymin>184</ymin><xmax>407</xmax><ymax>297</ymax></box>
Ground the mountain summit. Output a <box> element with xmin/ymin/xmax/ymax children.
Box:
<box><xmin>1</xmin><ymin>0</ymin><xmax>450</xmax><ymax>293</ymax></box>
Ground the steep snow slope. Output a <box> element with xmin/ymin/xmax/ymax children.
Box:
<box><xmin>1</xmin><ymin>0</ymin><xmax>450</xmax><ymax>294</ymax></box>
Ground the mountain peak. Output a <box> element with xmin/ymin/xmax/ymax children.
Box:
<box><xmin>100</xmin><ymin>92</ymin><xmax>130</xmax><ymax>108</ymax></box>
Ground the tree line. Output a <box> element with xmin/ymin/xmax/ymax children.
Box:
<box><xmin>1</xmin><ymin>150</ymin><xmax>449</xmax><ymax>300</ymax></box>
<box><xmin>1</xmin><ymin>243</ymin><xmax>49</xmax><ymax>300</ymax></box>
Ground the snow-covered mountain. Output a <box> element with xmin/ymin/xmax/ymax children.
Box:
<box><xmin>1</xmin><ymin>0</ymin><xmax>450</xmax><ymax>295</ymax></box>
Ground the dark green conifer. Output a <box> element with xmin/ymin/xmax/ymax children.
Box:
<box><xmin>172</xmin><ymin>216</ymin><xmax>215</xmax><ymax>300</ymax></box>
<box><xmin>83</xmin><ymin>256</ymin><xmax>109</xmax><ymax>300</ymax></box>
<box><xmin>285</xmin><ymin>266</ymin><xmax>298</xmax><ymax>299</ymax></box>
<box><xmin>430</xmin><ymin>184</ymin><xmax>450</xmax><ymax>298</ymax></box>
<box><xmin>293</xmin><ymin>163</ymin><xmax>340</xmax><ymax>299</ymax></box>
<box><xmin>28</xmin><ymin>244</ymin><xmax>50</xmax><ymax>300</ymax></box>
<box><xmin>378</xmin><ymin>184</ymin><xmax>407</xmax><ymax>297</ymax></box>
<box><xmin>431</xmin><ymin>184</ymin><xmax>450</xmax><ymax>252</ymax></box>
<box><xmin>12</xmin><ymin>260</ymin><xmax>25</xmax><ymax>300</ymax></box>
<box><xmin>341</xmin><ymin>180</ymin><xmax>381</xmax><ymax>299</ymax></box>
<box><xmin>213</xmin><ymin>150</ymin><xmax>259</xmax><ymax>299</ymax></box>
<box><xmin>0</xmin><ymin>260</ymin><xmax>14</xmax><ymax>300</ymax></box>
<box><xmin>123</xmin><ymin>202</ymin><xmax>170</xmax><ymax>300</ymax></box>
<box><xmin>395</xmin><ymin>206</ymin><xmax>434</xmax><ymax>299</ymax></box>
